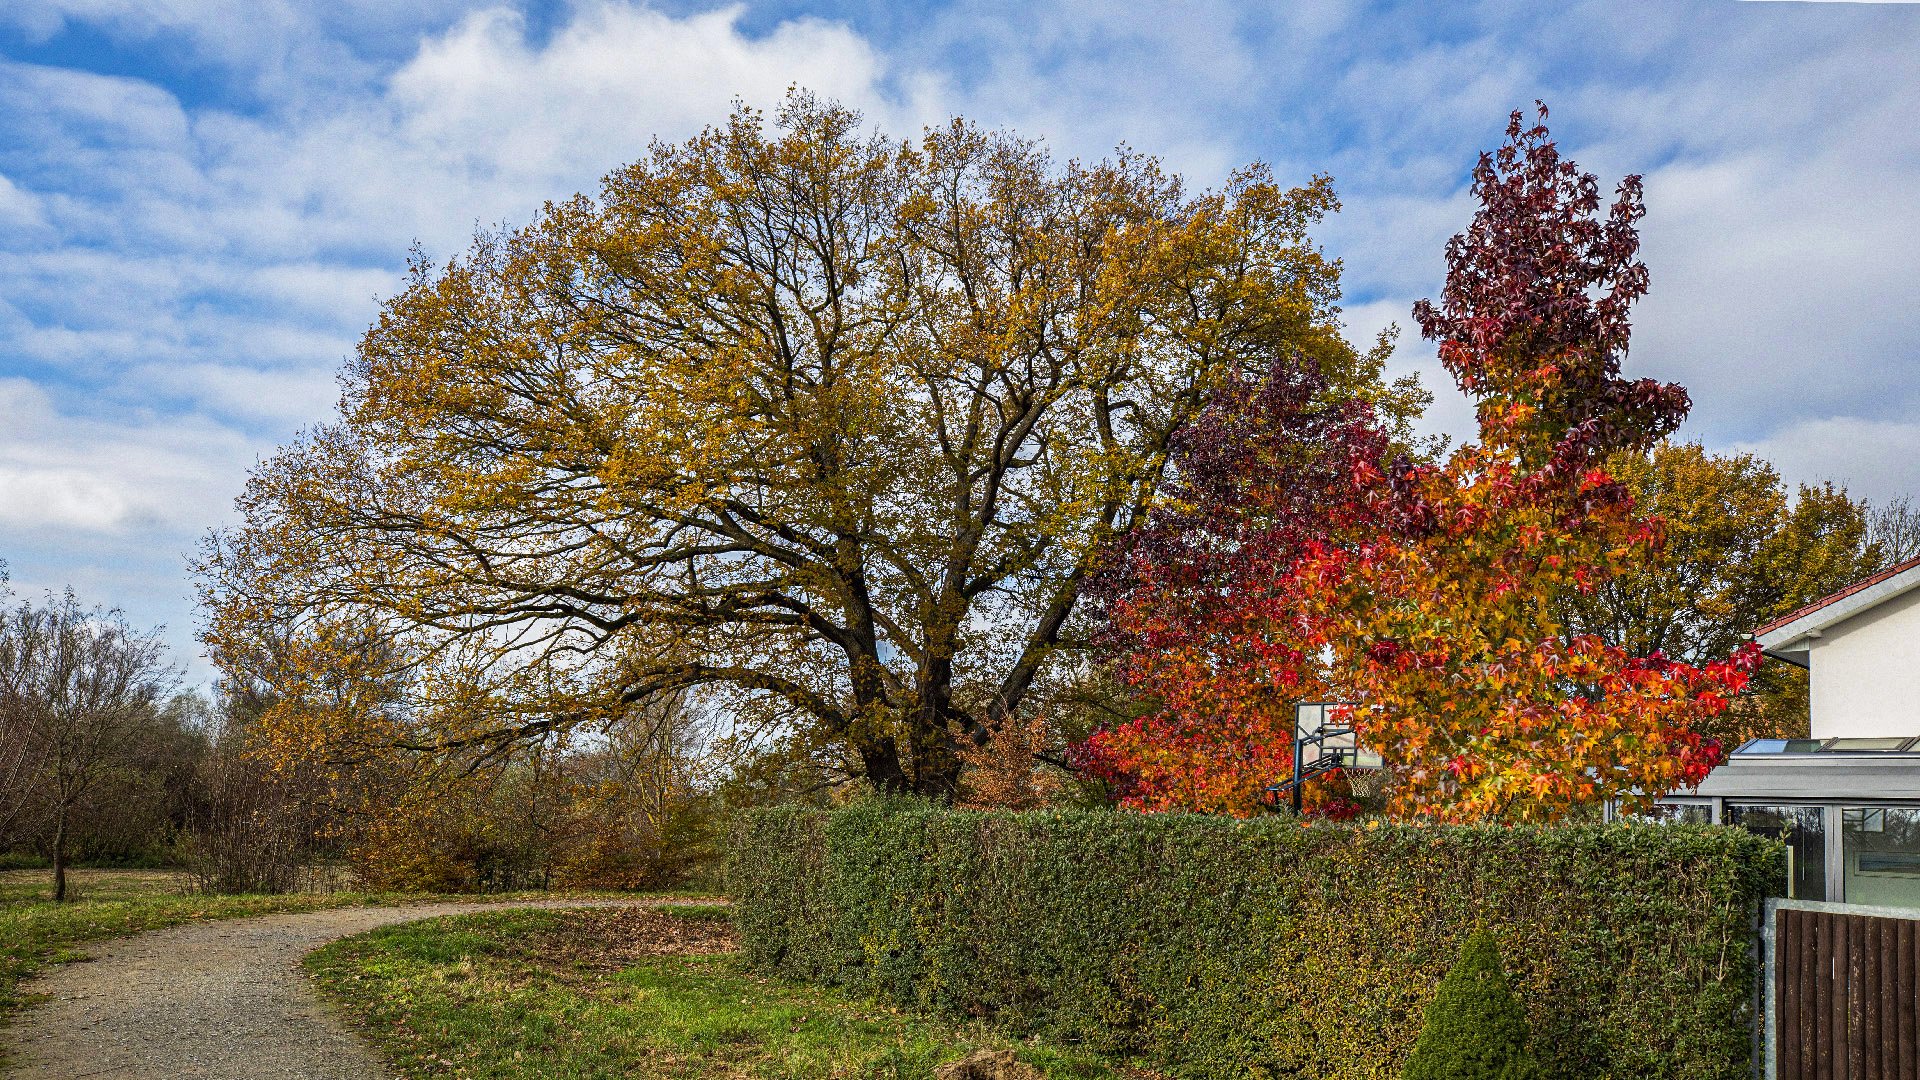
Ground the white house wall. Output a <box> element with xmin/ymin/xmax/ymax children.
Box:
<box><xmin>1808</xmin><ymin>584</ymin><xmax>1920</xmax><ymax>739</ymax></box>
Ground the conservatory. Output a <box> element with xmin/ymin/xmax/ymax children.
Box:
<box><xmin>1653</xmin><ymin>554</ymin><xmax>1920</xmax><ymax>907</ymax></box>
<box><xmin>1657</xmin><ymin>738</ymin><xmax>1920</xmax><ymax>907</ymax></box>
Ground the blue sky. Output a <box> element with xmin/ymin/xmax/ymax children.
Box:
<box><xmin>1</xmin><ymin>0</ymin><xmax>1917</xmax><ymax>687</ymax></box>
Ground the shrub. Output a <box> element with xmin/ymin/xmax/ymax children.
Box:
<box><xmin>1402</xmin><ymin>930</ymin><xmax>1542</xmax><ymax>1080</ymax></box>
<box><xmin>730</xmin><ymin>805</ymin><xmax>1784</xmax><ymax>1080</ymax></box>
<box><xmin>182</xmin><ymin>736</ymin><xmax>323</xmax><ymax>895</ymax></box>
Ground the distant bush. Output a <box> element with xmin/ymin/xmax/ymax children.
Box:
<box><xmin>731</xmin><ymin>805</ymin><xmax>1783</xmax><ymax>1080</ymax></box>
<box><xmin>0</xmin><ymin>850</ymin><xmax>49</xmax><ymax>871</ymax></box>
<box><xmin>337</xmin><ymin>776</ymin><xmax>725</xmax><ymax>895</ymax></box>
<box><xmin>1402</xmin><ymin>930</ymin><xmax>1543</xmax><ymax>1080</ymax></box>
<box><xmin>179</xmin><ymin>720</ymin><xmax>327</xmax><ymax>895</ymax></box>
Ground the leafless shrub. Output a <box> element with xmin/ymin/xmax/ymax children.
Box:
<box><xmin>183</xmin><ymin>757</ymin><xmax>306</xmax><ymax>894</ymax></box>
<box><xmin>181</xmin><ymin>708</ymin><xmax>322</xmax><ymax>895</ymax></box>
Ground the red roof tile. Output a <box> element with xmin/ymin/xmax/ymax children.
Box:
<box><xmin>1754</xmin><ymin>553</ymin><xmax>1920</xmax><ymax>638</ymax></box>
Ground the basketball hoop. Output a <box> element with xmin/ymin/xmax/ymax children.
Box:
<box><xmin>1278</xmin><ymin>701</ymin><xmax>1384</xmax><ymax>813</ymax></box>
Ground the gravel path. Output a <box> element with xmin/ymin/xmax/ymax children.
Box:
<box><xmin>5</xmin><ymin>899</ymin><xmax>650</xmax><ymax>1079</ymax></box>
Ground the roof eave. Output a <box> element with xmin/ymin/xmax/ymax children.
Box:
<box><xmin>1755</xmin><ymin>562</ymin><xmax>1920</xmax><ymax>650</ymax></box>
<box><xmin>1761</xmin><ymin>645</ymin><xmax>1810</xmax><ymax>670</ymax></box>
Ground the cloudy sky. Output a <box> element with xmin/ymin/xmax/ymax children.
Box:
<box><xmin>1</xmin><ymin>0</ymin><xmax>1917</xmax><ymax>686</ymax></box>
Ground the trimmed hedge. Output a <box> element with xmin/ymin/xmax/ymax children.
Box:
<box><xmin>729</xmin><ymin>804</ymin><xmax>1785</xmax><ymax>1080</ymax></box>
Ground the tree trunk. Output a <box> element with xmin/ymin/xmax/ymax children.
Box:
<box><xmin>858</xmin><ymin>737</ymin><xmax>916</xmax><ymax>795</ymax></box>
<box><xmin>52</xmin><ymin>803</ymin><xmax>69</xmax><ymax>903</ymax></box>
<box><xmin>856</xmin><ymin>723</ymin><xmax>965</xmax><ymax>800</ymax></box>
<box><xmin>910</xmin><ymin>662</ymin><xmax>965</xmax><ymax>801</ymax></box>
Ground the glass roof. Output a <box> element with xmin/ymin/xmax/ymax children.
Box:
<box><xmin>1735</xmin><ymin>736</ymin><xmax>1920</xmax><ymax>756</ymax></box>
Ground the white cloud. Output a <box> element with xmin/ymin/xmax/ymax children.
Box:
<box><xmin>389</xmin><ymin>5</ymin><xmax>903</xmax><ymax>175</ymax></box>
<box><xmin>1732</xmin><ymin>417</ymin><xmax>1920</xmax><ymax>504</ymax></box>
<box><xmin>0</xmin><ymin>174</ymin><xmax>46</xmax><ymax>227</ymax></box>
<box><xmin>0</xmin><ymin>379</ymin><xmax>254</xmax><ymax>534</ymax></box>
<box><xmin>0</xmin><ymin>467</ymin><xmax>130</xmax><ymax>533</ymax></box>
<box><xmin>133</xmin><ymin>361</ymin><xmax>341</xmax><ymax>426</ymax></box>
<box><xmin>189</xmin><ymin>4</ymin><xmax>940</xmax><ymax>265</ymax></box>
<box><xmin>1</xmin><ymin>2</ymin><xmax>935</xmax><ymax>430</ymax></box>
<box><xmin>0</xmin><ymin>375</ymin><xmax>266</xmax><ymax>685</ymax></box>
<box><xmin>0</xmin><ymin>0</ymin><xmax>479</xmax><ymax>103</ymax></box>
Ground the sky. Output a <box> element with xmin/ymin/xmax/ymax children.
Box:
<box><xmin>1</xmin><ymin>0</ymin><xmax>1917</xmax><ymax>688</ymax></box>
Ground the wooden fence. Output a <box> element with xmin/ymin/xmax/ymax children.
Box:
<box><xmin>1769</xmin><ymin>900</ymin><xmax>1920</xmax><ymax>1079</ymax></box>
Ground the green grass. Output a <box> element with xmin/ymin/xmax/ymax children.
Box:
<box><xmin>653</xmin><ymin>902</ymin><xmax>732</xmax><ymax>922</ymax></box>
<box><xmin>307</xmin><ymin>907</ymin><xmax>1148</xmax><ymax>1079</ymax></box>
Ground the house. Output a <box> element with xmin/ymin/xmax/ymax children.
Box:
<box><xmin>1659</xmin><ymin>554</ymin><xmax>1920</xmax><ymax>907</ymax></box>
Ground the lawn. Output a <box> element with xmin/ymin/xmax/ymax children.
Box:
<box><xmin>307</xmin><ymin>905</ymin><xmax>1152</xmax><ymax>1080</ymax></box>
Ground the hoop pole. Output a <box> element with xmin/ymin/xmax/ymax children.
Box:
<box><xmin>1291</xmin><ymin>725</ymin><xmax>1305</xmax><ymax>815</ymax></box>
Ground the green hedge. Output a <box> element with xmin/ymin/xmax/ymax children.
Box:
<box><xmin>729</xmin><ymin>804</ymin><xmax>1785</xmax><ymax>1080</ymax></box>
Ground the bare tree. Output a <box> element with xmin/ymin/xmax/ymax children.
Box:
<box><xmin>1867</xmin><ymin>496</ymin><xmax>1920</xmax><ymax>569</ymax></box>
<box><xmin>0</xmin><ymin>592</ymin><xmax>176</xmax><ymax>901</ymax></box>
<box><xmin>0</xmin><ymin>563</ymin><xmax>34</xmax><ymax>849</ymax></box>
<box><xmin>0</xmin><ymin>695</ymin><xmax>47</xmax><ymax>848</ymax></box>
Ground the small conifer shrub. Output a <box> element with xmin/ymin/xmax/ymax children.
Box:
<box><xmin>1402</xmin><ymin>929</ymin><xmax>1544</xmax><ymax>1080</ymax></box>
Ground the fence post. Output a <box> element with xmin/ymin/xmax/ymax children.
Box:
<box><xmin>1759</xmin><ymin>897</ymin><xmax>1778</xmax><ymax>1080</ymax></box>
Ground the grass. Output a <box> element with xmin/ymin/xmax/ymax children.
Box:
<box><xmin>652</xmin><ymin>902</ymin><xmax>733</xmax><ymax>922</ymax></box>
<box><xmin>307</xmin><ymin>906</ymin><xmax>1150</xmax><ymax>1079</ymax></box>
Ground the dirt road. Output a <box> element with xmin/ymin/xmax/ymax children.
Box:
<box><xmin>6</xmin><ymin>900</ymin><xmax>646</xmax><ymax>1079</ymax></box>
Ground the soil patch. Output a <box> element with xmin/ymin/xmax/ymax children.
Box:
<box><xmin>541</xmin><ymin>906</ymin><xmax>737</xmax><ymax>973</ymax></box>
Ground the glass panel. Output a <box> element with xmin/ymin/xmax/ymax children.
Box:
<box><xmin>1623</xmin><ymin>802</ymin><xmax>1712</xmax><ymax>825</ymax></box>
<box><xmin>1741</xmin><ymin>739</ymin><xmax>1827</xmax><ymax>754</ymax></box>
<box><xmin>1843</xmin><ymin>807</ymin><xmax>1920</xmax><ymax>910</ymax></box>
<box><xmin>1726</xmin><ymin>804</ymin><xmax>1827</xmax><ymax>900</ymax></box>
<box><xmin>1823</xmin><ymin>737</ymin><xmax>1916</xmax><ymax>752</ymax></box>
<box><xmin>1295</xmin><ymin>703</ymin><xmax>1327</xmax><ymax>739</ymax></box>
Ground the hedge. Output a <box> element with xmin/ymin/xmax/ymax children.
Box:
<box><xmin>729</xmin><ymin>804</ymin><xmax>1785</xmax><ymax>1080</ymax></box>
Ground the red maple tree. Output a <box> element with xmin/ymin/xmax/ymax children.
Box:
<box><xmin>1076</xmin><ymin>356</ymin><xmax>1401</xmax><ymax>815</ymax></box>
<box><xmin>1080</xmin><ymin>106</ymin><xmax>1757</xmax><ymax>821</ymax></box>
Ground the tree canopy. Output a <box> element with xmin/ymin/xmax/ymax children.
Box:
<box><xmin>196</xmin><ymin>93</ymin><xmax>1418</xmax><ymax>798</ymax></box>
<box><xmin>1081</xmin><ymin>107</ymin><xmax>1755</xmax><ymax>821</ymax></box>
<box><xmin>1562</xmin><ymin>442</ymin><xmax>1884</xmax><ymax>743</ymax></box>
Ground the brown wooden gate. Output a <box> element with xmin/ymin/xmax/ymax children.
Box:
<box><xmin>1772</xmin><ymin>901</ymin><xmax>1920</xmax><ymax>1079</ymax></box>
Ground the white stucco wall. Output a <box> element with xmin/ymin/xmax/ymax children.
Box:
<box><xmin>1807</xmin><ymin>584</ymin><xmax>1920</xmax><ymax>739</ymax></box>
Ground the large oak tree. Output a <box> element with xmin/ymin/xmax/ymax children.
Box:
<box><xmin>197</xmin><ymin>94</ymin><xmax>1413</xmax><ymax>797</ymax></box>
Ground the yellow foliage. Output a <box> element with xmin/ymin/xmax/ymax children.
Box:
<box><xmin>195</xmin><ymin>91</ymin><xmax>1415</xmax><ymax>800</ymax></box>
